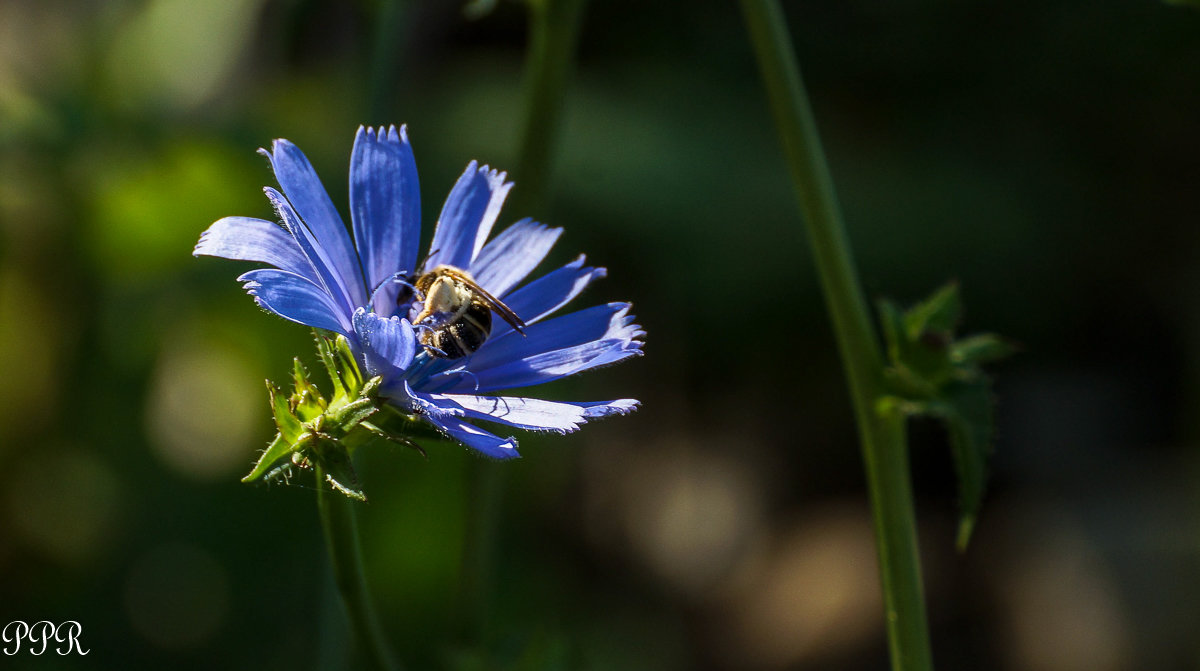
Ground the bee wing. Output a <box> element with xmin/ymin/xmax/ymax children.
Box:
<box><xmin>441</xmin><ymin>267</ymin><xmax>527</xmax><ymax>335</ymax></box>
<box><xmin>479</xmin><ymin>291</ymin><xmax>527</xmax><ymax>335</ymax></box>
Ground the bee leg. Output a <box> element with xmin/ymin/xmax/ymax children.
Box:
<box><xmin>434</xmin><ymin>366</ymin><xmax>481</xmax><ymax>391</ymax></box>
<box><xmin>420</xmin><ymin>343</ymin><xmax>450</xmax><ymax>358</ymax></box>
<box><xmin>368</xmin><ymin>272</ymin><xmax>423</xmax><ymax>305</ymax></box>
<box><xmin>461</xmin><ymin>368</ymin><xmax>481</xmax><ymax>392</ymax></box>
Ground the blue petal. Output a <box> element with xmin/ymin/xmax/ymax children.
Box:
<box><xmin>417</xmin><ymin>394</ymin><xmax>639</xmax><ymax>434</ymax></box>
<box><xmin>426</xmin><ymin>162</ymin><xmax>512</xmax><ymax>271</ymax></box>
<box><xmin>456</xmin><ymin>339</ymin><xmax>643</xmax><ymax>393</ymax></box>
<box><xmin>472</xmin><ymin>302</ymin><xmax>642</xmax><ymax>369</ymax></box>
<box><xmin>350</xmin><ymin>125</ymin><xmax>421</xmax><ymax>314</ymax></box>
<box><xmin>239</xmin><ymin>269</ymin><xmax>352</xmax><ymax>335</ymax></box>
<box><xmin>421</xmin><ymin>304</ymin><xmax>644</xmax><ymax>393</ymax></box>
<box><xmin>194</xmin><ymin>216</ymin><xmax>315</xmax><ymax>282</ymax></box>
<box><xmin>262</xmin><ymin>139</ymin><xmax>367</xmax><ymax>305</ymax></box>
<box><xmin>469</xmin><ymin>218</ymin><xmax>562</xmax><ymax>296</ymax></box>
<box><xmin>352</xmin><ymin>308</ymin><xmax>416</xmax><ymax>378</ymax></box>
<box><xmin>410</xmin><ymin>299</ymin><xmax>627</xmax><ymax>384</ymax></box>
<box><xmin>487</xmin><ymin>255</ymin><xmax>607</xmax><ymax>339</ymax></box>
<box><xmin>421</xmin><ymin>411</ymin><xmax>521</xmax><ymax>460</ymax></box>
<box><xmin>264</xmin><ymin>187</ymin><xmax>356</xmax><ymax>319</ymax></box>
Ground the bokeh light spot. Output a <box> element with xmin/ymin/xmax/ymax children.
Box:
<box><xmin>146</xmin><ymin>335</ymin><xmax>262</xmax><ymax>480</ymax></box>
<box><xmin>123</xmin><ymin>542</ymin><xmax>229</xmax><ymax>650</ymax></box>
<box><xmin>5</xmin><ymin>448</ymin><xmax>121</xmax><ymax>565</ymax></box>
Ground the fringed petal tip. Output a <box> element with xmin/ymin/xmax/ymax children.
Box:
<box><xmin>532</xmin><ymin>397</ymin><xmax>641</xmax><ymax>434</ymax></box>
<box><xmin>465</xmin><ymin>160</ymin><xmax>510</xmax><ymax>186</ymax></box>
<box><xmin>614</xmin><ymin>303</ymin><xmax>646</xmax><ymax>341</ymax></box>
<box><xmin>584</xmin><ymin>398</ymin><xmax>640</xmax><ymax>419</ymax></box>
<box><xmin>192</xmin><ymin>230</ymin><xmax>209</xmax><ymax>257</ymax></box>
<box><xmin>236</xmin><ymin>268</ymin><xmax>351</xmax><ymax>336</ymax></box>
<box><xmin>356</xmin><ymin>124</ymin><xmax>411</xmax><ymax>145</ymax></box>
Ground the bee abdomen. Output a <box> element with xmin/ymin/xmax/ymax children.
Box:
<box><xmin>422</xmin><ymin>302</ymin><xmax>492</xmax><ymax>359</ymax></box>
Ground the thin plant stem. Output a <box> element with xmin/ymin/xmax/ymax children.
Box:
<box><xmin>316</xmin><ymin>466</ymin><xmax>400</xmax><ymax>671</ymax></box>
<box><xmin>737</xmin><ymin>1</ymin><xmax>934</xmax><ymax>669</ymax></box>
<box><xmin>510</xmin><ymin>0</ymin><xmax>588</xmax><ymax>217</ymax></box>
<box><xmin>455</xmin><ymin>461</ymin><xmax>504</xmax><ymax>645</ymax></box>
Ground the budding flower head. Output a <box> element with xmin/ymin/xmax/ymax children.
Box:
<box><xmin>195</xmin><ymin>125</ymin><xmax>643</xmax><ymax>498</ymax></box>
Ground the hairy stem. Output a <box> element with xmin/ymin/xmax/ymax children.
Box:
<box><xmin>738</xmin><ymin>1</ymin><xmax>934</xmax><ymax>669</ymax></box>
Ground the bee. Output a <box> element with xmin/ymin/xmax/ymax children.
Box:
<box><xmin>406</xmin><ymin>265</ymin><xmax>526</xmax><ymax>359</ymax></box>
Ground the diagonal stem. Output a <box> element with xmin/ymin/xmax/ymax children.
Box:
<box><xmin>737</xmin><ymin>1</ymin><xmax>934</xmax><ymax>669</ymax></box>
<box><xmin>316</xmin><ymin>466</ymin><xmax>400</xmax><ymax>671</ymax></box>
<box><xmin>509</xmin><ymin>0</ymin><xmax>588</xmax><ymax>217</ymax></box>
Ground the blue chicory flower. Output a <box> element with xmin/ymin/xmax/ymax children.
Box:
<box><xmin>195</xmin><ymin>125</ymin><xmax>642</xmax><ymax>458</ymax></box>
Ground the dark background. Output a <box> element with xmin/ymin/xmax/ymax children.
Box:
<box><xmin>1</xmin><ymin>0</ymin><xmax>1198</xmax><ymax>669</ymax></box>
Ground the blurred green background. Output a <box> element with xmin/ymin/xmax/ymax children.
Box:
<box><xmin>2</xmin><ymin>0</ymin><xmax>1199</xmax><ymax>669</ymax></box>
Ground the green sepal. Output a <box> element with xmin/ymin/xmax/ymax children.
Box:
<box><xmin>243</xmin><ymin>432</ymin><xmax>295</xmax><ymax>484</ymax></box>
<box><xmin>269</xmin><ymin>381</ymin><xmax>305</xmax><ymax>445</ymax></box>
<box><xmin>242</xmin><ymin>332</ymin><xmax>439</xmax><ymax>499</ymax></box>
<box><xmin>315</xmin><ymin>334</ymin><xmax>348</xmax><ymax>401</ymax></box>
<box><xmin>329</xmin><ymin>396</ymin><xmax>379</xmax><ymax>435</ymax></box>
<box><xmin>360</xmin><ymin>421</ymin><xmax>429</xmax><ymax>458</ymax></box>
<box><xmin>877</xmin><ymin>282</ymin><xmax>1010</xmax><ymax>550</ymax></box>
<box><xmin>310</xmin><ymin>435</ymin><xmax>366</xmax><ymax>502</ymax></box>
<box><xmin>333</xmin><ymin>335</ymin><xmax>364</xmax><ymax>395</ymax></box>
<box><xmin>314</xmin><ymin>333</ymin><xmax>365</xmax><ymax>402</ymax></box>
<box><xmin>291</xmin><ymin>357</ymin><xmax>326</xmax><ymax>421</ymax></box>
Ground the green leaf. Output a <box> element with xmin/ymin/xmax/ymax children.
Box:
<box><xmin>927</xmin><ymin>380</ymin><xmax>993</xmax><ymax>551</ymax></box>
<box><xmin>952</xmin><ymin>333</ymin><xmax>1017</xmax><ymax>368</ymax></box>
<box><xmin>903</xmin><ymin>281</ymin><xmax>960</xmax><ymax>339</ymax></box>
<box><xmin>877</xmin><ymin>288</ymin><xmax>959</xmax><ymax>394</ymax></box>
<box><xmin>876</xmin><ymin>282</ymin><xmax>1011</xmax><ymax>550</ymax></box>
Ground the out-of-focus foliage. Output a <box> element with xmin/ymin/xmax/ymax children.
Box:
<box><xmin>878</xmin><ymin>282</ymin><xmax>1013</xmax><ymax>550</ymax></box>
<box><xmin>1</xmin><ymin>0</ymin><xmax>1199</xmax><ymax>669</ymax></box>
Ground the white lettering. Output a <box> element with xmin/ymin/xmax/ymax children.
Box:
<box><xmin>2</xmin><ymin>621</ymin><xmax>28</xmax><ymax>655</ymax></box>
<box><xmin>1</xmin><ymin>621</ymin><xmax>88</xmax><ymax>656</ymax></box>
<box><xmin>55</xmin><ymin>621</ymin><xmax>88</xmax><ymax>656</ymax></box>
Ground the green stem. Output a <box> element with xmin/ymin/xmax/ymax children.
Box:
<box><xmin>737</xmin><ymin>1</ymin><xmax>934</xmax><ymax>669</ymax></box>
<box><xmin>455</xmin><ymin>461</ymin><xmax>504</xmax><ymax>644</ymax></box>
<box><xmin>316</xmin><ymin>466</ymin><xmax>400</xmax><ymax>671</ymax></box>
<box><xmin>510</xmin><ymin>0</ymin><xmax>588</xmax><ymax>217</ymax></box>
